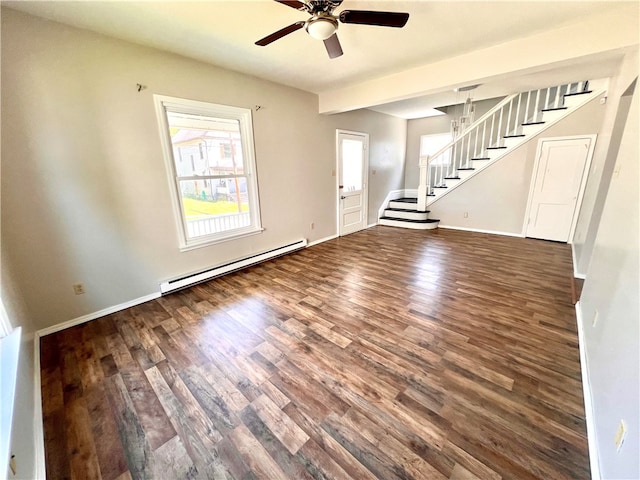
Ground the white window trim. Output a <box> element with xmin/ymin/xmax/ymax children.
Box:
<box><xmin>154</xmin><ymin>95</ymin><xmax>262</xmax><ymax>251</ymax></box>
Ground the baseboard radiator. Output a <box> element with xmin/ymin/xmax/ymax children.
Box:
<box><xmin>159</xmin><ymin>239</ymin><xmax>308</xmax><ymax>294</ymax></box>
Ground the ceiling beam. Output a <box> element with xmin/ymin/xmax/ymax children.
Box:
<box><xmin>318</xmin><ymin>5</ymin><xmax>639</xmax><ymax>115</ymax></box>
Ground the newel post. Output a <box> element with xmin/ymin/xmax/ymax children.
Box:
<box><xmin>417</xmin><ymin>156</ymin><xmax>429</xmax><ymax>212</ymax></box>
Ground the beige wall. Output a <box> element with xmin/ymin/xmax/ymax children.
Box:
<box><xmin>572</xmin><ymin>49</ymin><xmax>639</xmax><ymax>276</ymax></box>
<box><xmin>579</xmin><ymin>83</ymin><xmax>638</xmax><ymax>479</ymax></box>
<box><xmin>1</xmin><ymin>8</ymin><xmax>406</xmax><ymax>330</ymax></box>
<box><xmin>425</xmin><ymin>96</ymin><xmax>606</xmax><ymax>235</ymax></box>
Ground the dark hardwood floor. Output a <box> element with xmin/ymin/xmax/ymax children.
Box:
<box><xmin>40</xmin><ymin>227</ymin><xmax>589</xmax><ymax>480</ymax></box>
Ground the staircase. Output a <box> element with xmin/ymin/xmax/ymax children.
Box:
<box><xmin>379</xmin><ymin>198</ymin><xmax>440</xmax><ymax>229</ymax></box>
<box><xmin>379</xmin><ymin>79</ymin><xmax>606</xmax><ymax>229</ymax></box>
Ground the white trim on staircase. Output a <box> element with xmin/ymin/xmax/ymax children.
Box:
<box><xmin>377</xmin><ymin>189</ymin><xmax>406</xmax><ymax>220</ymax></box>
<box><xmin>437</xmin><ymin>224</ymin><xmax>524</xmax><ymax>238</ymax></box>
<box><xmin>575</xmin><ymin>301</ymin><xmax>601</xmax><ymax>480</ymax></box>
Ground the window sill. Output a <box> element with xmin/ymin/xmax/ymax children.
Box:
<box><xmin>179</xmin><ymin>227</ymin><xmax>264</xmax><ymax>252</ymax></box>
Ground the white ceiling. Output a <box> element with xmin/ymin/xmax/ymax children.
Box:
<box><xmin>4</xmin><ymin>1</ymin><xmax>631</xmax><ymax>117</ymax></box>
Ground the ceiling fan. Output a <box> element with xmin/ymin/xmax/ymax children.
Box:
<box><xmin>255</xmin><ymin>0</ymin><xmax>410</xmax><ymax>59</ymax></box>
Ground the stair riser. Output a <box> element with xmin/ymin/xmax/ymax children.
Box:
<box><xmin>502</xmin><ymin>137</ymin><xmax>521</xmax><ymax>149</ymax></box>
<box><xmin>389</xmin><ymin>200</ymin><xmax>418</xmax><ymax>209</ymax></box>
<box><xmin>486</xmin><ymin>149</ymin><xmax>505</xmax><ymax>160</ymax></box>
<box><xmin>379</xmin><ymin>218</ymin><xmax>439</xmax><ymax>230</ymax></box>
<box><xmin>521</xmin><ymin>124</ymin><xmax>546</xmax><ymax>136</ymax></box>
<box><xmin>384</xmin><ymin>210</ymin><xmax>428</xmax><ymax>220</ymax></box>
<box><xmin>456</xmin><ymin>170</ymin><xmax>475</xmax><ymax>180</ymax></box>
<box><xmin>541</xmin><ymin>109</ymin><xmax>566</xmax><ymax>122</ymax></box>
<box><xmin>562</xmin><ymin>95</ymin><xmax>588</xmax><ymax>108</ymax></box>
<box><xmin>470</xmin><ymin>159</ymin><xmax>491</xmax><ymax>169</ymax></box>
<box><xmin>443</xmin><ymin>179</ymin><xmax>461</xmax><ymax>188</ymax></box>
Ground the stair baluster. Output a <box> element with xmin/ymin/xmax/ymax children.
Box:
<box><xmin>417</xmin><ymin>81</ymin><xmax>598</xmax><ymax>209</ymax></box>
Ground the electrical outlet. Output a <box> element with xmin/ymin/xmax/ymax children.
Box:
<box><xmin>592</xmin><ymin>309</ymin><xmax>599</xmax><ymax>327</ymax></box>
<box><xmin>73</xmin><ymin>283</ymin><xmax>85</xmax><ymax>295</ymax></box>
<box><xmin>614</xmin><ymin>420</ymin><xmax>627</xmax><ymax>452</ymax></box>
<box><xmin>463</xmin><ymin>212</ymin><xmax>469</xmax><ymax>218</ymax></box>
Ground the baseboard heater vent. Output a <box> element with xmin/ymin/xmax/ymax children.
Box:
<box><xmin>160</xmin><ymin>239</ymin><xmax>308</xmax><ymax>294</ymax></box>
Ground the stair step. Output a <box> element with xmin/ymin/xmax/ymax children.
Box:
<box><xmin>444</xmin><ymin>176</ymin><xmax>461</xmax><ymax>180</ymax></box>
<box><xmin>486</xmin><ymin>146</ymin><xmax>507</xmax><ymax>150</ymax></box>
<box><xmin>457</xmin><ymin>167</ymin><xmax>475</xmax><ymax>171</ymax></box>
<box><xmin>522</xmin><ymin>121</ymin><xmax>545</xmax><ymax>126</ymax></box>
<box><xmin>503</xmin><ymin>134</ymin><xmax>526</xmax><ymax>138</ymax></box>
<box><xmin>541</xmin><ymin>106</ymin><xmax>568</xmax><ymax>112</ymax></box>
<box><xmin>471</xmin><ymin>157</ymin><xmax>490</xmax><ymax>161</ymax></box>
<box><xmin>433</xmin><ymin>185</ymin><xmax>448</xmax><ymax>189</ymax></box>
<box><xmin>379</xmin><ymin>217</ymin><xmax>440</xmax><ymax>230</ymax></box>
<box><xmin>385</xmin><ymin>207</ymin><xmax>430</xmax><ymax>213</ymax></box>
<box><xmin>388</xmin><ymin>198</ymin><xmax>420</xmax><ymax>209</ymax></box>
<box><xmin>384</xmin><ymin>210</ymin><xmax>429</xmax><ymax>220</ymax></box>
<box><xmin>380</xmin><ymin>217</ymin><xmax>439</xmax><ymax>224</ymax></box>
<box><xmin>564</xmin><ymin>90</ymin><xmax>593</xmax><ymax>97</ymax></box>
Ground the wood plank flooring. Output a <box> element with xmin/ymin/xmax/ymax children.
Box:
<box><xmin>40</xmin><ymin>227</ymin><xmax>590</xmax><ymax>480</ymax></box>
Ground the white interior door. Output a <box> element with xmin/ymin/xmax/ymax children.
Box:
<box><xmin>337</xmin><ymin>131</ymin><xmax>368</xmax><ymax>236</ymax></box>
<box><xmin>526</xmin><ymin>137</ymin><xmax>592</xmax><ymax>242</ymax></box>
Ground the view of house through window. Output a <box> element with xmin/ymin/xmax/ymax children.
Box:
<box><xmin>155</xmin><ymin>96</ymin><xmax>261</xmax><ymax>249</ymax></box>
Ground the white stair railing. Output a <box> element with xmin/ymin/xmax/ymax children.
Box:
<box><xmin>417</xmin><ymin>81</ymin><xmax>590</xmax><ymax>211</ymax></box>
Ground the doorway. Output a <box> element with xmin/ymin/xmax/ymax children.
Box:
<box><xmin>336</xmin><ymin>130</ymin><xmax>369</xmax><ymax>236</ymax></box>
<box><xmin>525</xmin><ymin>135</ymin><xmax>596</xmax><ymax>242</ymax></box>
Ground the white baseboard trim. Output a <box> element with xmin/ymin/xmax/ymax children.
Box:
<box><xmin>571</xmin><ymin>244</ymin><xmax>587</xmax><ymax>279</ymax></box>
<box><xmin>307</xmin><ymin>234</ymin><xmax>338</xmax><ymax>247</ymax></box>
<box><xmin>403</xmin><ymin>188</ymin><xmax>418</xmax><ymax>198</ymax></box>
<box><xmin>575</xmin><ymin>301</ymin><xmax>601</xmax><ymax>480</ymax></box>
<box><xmin>437</xmin><ymin>224</ymin><xmax>525</xmax><ymax>238</ymax></box>
<box><xmin>36</xmin><ymin>292</ymin><xmax>161</xmax><ymax>338</ymax></box>
<box><xmin>32</xmin><ymin>334</ymin><xmax>46</xmax><ymax>479</ymax></box>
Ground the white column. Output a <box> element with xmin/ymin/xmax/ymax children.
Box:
<box><xmin>417</xmin><ymin>159</ymin><xmax>429</xmax><ymax>212</ymax></box>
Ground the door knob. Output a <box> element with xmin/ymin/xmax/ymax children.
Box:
<box><xmin>340</xmin><ymin>196</ymin><xmax>346</xmax><ymax>199</ymax></box>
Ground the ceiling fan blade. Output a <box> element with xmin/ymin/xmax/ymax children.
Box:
<box><xmin>324</xmin><ymin>33</ymin><xmax>343</xmax><ymax>59</ymax></box>
<box><xmin>255</xmin><ymin>21</ymin><xmax>306</xmax><ymax>46</ymax></box>
<box><xmin>338</xmin><ymin>10</ymin><xmax>409</xmax><ymax>28</ymax></box>
<box><xmin>274</xmin><ymin>0</ymin><xmax>307</xmax><ymax>10</ymax></box>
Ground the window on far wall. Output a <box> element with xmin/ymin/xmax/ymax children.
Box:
<box><xmin>420</xmin><ymin>132</ymin><xmax>453</xmax><ymax>166</ymax></box>
<box><xmin>154</xmin><ymin>95</ymin><xmax>262</xmax><ymax>250</ymax></box>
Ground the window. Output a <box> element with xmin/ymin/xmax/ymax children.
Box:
<box><xmin>155</xmin><ymin>95</ymin><xmax>262</xmax><ymax>250</ymax></box>
<box><xmin>420</xmin><ymin>133</ymin><xmax>453</xmax><ymax>166</ymax></box>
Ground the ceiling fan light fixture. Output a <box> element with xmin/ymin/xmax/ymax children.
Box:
<box><xmin>306</xmin><ymin>16</ymin><xmax>338</xmax><ymax>40</ymax></box>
